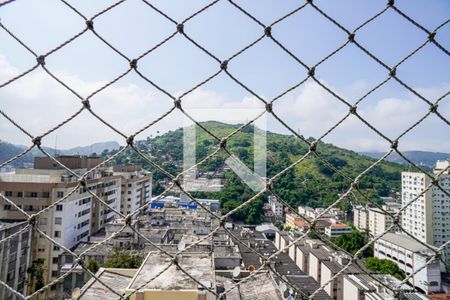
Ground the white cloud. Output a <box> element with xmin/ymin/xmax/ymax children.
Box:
<box><xmin>0</xmin><ymin>55</ymin><xmax>449</xmax><ymax>152</ymax></box>
<box><xmin>272</xmin><ymin>79</ymin><xmax>450</xmax><ymax>152</ymax></box>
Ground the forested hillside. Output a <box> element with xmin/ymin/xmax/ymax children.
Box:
<box><xmin>101</xmin><ymin>122</ymin><xmax>405</xmax><ymax>224</ymax></box>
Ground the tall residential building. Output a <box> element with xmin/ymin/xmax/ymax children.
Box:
<box><xmin>354</xmin><ymin>204</ymin><xmax>399</xmax><ymax>237</ymax></box>
<box><xmin>353</xmin><ymin>205</ymin><xmax>368</xmax><ymax>231</ymax></box>
<box><xmin>0</xmin><ymin>222</ymin><xmax>32</xmax><ymax>300</ymax></box>
<box><xmin>401</xmin><ymin>160</ymin><xmax>450</xmax><ymax>265</ymax></box>
<box><xmin>112</xmin><ymin>165</ymin><xmax>152</xmax><ymax>215</ymax></box>
<box><xmin>367</xmin><ymin>205</ymin><xmax>399</xmax><ymax>237</ymax></box>
<box><xmin>0</xmin><ymin>156</ymin><xmax>122</xmax><ymax>296</ymax></box>
<box><xmin>268</xmin><ymin>195</ymin><xmax>283</xmax><ymax>219</ymax></box>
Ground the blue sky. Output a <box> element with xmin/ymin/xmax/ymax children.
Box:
<box><xmin>0</xmin><ymin>0</ymin><xmax>449</xmax><ymax>152</ymax></box>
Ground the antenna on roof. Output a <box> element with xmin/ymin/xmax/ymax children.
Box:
<box><xmin>177</xmin><ymin>240</ymin><xmax>186</xmax><ymax>252</ymax></box>
<box><xmin>232</xmin><ymin>266</ymin><xmax>241</xmax><ymax>278</ymax></box>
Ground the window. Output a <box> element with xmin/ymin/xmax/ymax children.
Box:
<box><xmin>52</xmin><ymin>257</ymin><xmax>59</xmax><ymax>264</ymax></box>
<box><xmin>39</xmin><ymin>218</ymin><xmax>48</xmax><ymax>225</ymax></box>
<box><xmin>56</xmin><ymin>205</ymin><xmax>63</xmax><ymax>211</ymax></box>
<box><xmin>30</xmin><ymin>192</ymin><xmax>38</xmax><ymax>198</ymax></box>
<box><xmin>51</xmin><ymin>271</ymin><xmax>58</xmax><ymax>277</ymax></box>
<box><xmin>4</xmin><ymin>204</ymin><xmax>12</xmax><ymax>211</ymax></box>
<box><xmin>53</xmin><ymin>246</ymin><xmax>60</xmax><ymax>251</ymax></box>
<box><xmin>54</xmin><ymin>231</ymin><xmax>61</xmax><ymax>238</ymax></box>
<box><xmin>55</xmin><ymin>217</ymin><xmax>62</xmax><ymax>225</ymax></box>
<box><xmin>17</xmin><ymin>192</ymin><xmax>23</xmax><ymax>197</ymax></box>
<box><xmin>57</xmin><ymin>191</ymin><xmax>64</xmax><ymax>198</ymax></box>
<box><xmin>5</xmin><ymin>191</ymin><xmax>13</xmax><ymax>197</ymax></box>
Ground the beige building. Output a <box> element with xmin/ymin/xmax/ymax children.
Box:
<box><xmin>0</xmin><ymin>156</ymin><xmax>122</xmax><ymax>297</ymax></box>
<box><xmin>285</xmin><ymin>212</ymin><xmax>300</xmax><ymax>229</ymax></box>
<box><xmin>367</xmin><ymin>206</ymin><xmax>395</xmax><ymax>237</ymax></box>
<box><xmin>354</xmin><ymin>204</ymin><xmax>398</xmax><ymax>237</ymax></box>
<box><xmin>112</xmin><ymin>165</ymin><xmax>152</xmax><ymax>215</ymax></box>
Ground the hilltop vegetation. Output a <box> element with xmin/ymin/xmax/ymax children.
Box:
<box><xmin>101</xmin><ymin>122</ymin><xmax>405</xmax><ymax>224</ymax></box>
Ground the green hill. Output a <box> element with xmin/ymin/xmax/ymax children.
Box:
<box><xmin>102</xmin><ymin>121</ymin><xmax>405</xmax><ymax>224</ymax></box>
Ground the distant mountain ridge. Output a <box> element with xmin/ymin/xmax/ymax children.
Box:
<box><xmin>0</xmin><ymin>140</ymin><xmax>121</xmax><ymax>167</ymax></box>
<box><xmin>360</xmin><ymin>151</ymin><xmax>450</xmax><ymax>169</ymax></box>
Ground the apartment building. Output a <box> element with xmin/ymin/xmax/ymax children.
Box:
<box><xmin>324</xmin><ymin>222</ymin><xmax>352</xmax><ymax>238</ymax></box>
<box><xmin>0</xmin><ymin>222</ymin><xmax>32</xmax><ymax>300</ymax></box>
<box><xmin>354</xmin><ymin>204</ymin><xmax>399</xmax><ymax>237</ymax></box>
<box><xmin>285</xmin><ymin>212</ymin><xmax>300</xmax><ymax>229</ymax></box>
<box><xmin>268</xmin><ymin>195</ymin><xmax>284</xmax><ymax>219</ymax></box>
<box><xmin>343</xmin><ymin>274</ymin><xmax>426</xmax><ymax>300</ymax></box>
<box><xmin>368</xmin><ymin>205</ymin><xmax>398</xmax><ymax>237</ymax></box>
<box><xmin>374</xmin><ymin>233</ymin><xmax>441</xmax><ymax>294</ymax></box>
<box><xmin>0</xmin><ymin>156</ymin><xmax>122</xmax><ymax>295</ymax></box>
<box><xmin>401</xmin><ymin>160</ymin><xmax>450</xmax><ymax>265</ymax></box>
<box><xmin>112</xmin><ymin>165</ymin><xmax>152</xmax><ymax>215</ymax></box>
<box><xmin>353</xmin><ymin>205</ymin><xmax>369</xmax><ymax>231</ymax></box>
<box><xmin>299</xmin><ymin>206</ymin><xmax>345</xmax><ymax>221</ymax></box>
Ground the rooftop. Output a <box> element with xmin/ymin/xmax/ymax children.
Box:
<box><xmin>217</xmin><ymin>273</ymin><xmax>283</xmax><ymax>300</ymax></box>
<box><xmin>127</xmin><ymin>252</ymin><xmax>215</xmax><ymax>292</ymax></box>
<box><xmin>283</xmin><ymin>275</ymin><xmax>332</xmax><ymax>300</ymax></box>
<box><xmin>378</xmin><ymin>233</ymin><xmax>437</xmax><ymax>253</ymax></box>
<box><xmin>328</xmin><ymin>223</ymin><xmax>351</xmax><ymax>228</ymax></box>
<box><xmin>79</xmin><ymin>268</ymin><xmax>135</xmax><ymax>300</ymax></box>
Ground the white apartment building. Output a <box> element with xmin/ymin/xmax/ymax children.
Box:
<box><xmin>401</xmin><ymin>160</ymin><xmax>450</xmax><ymax>265</ymax></box>
<box><xmin>374</xmin><ymin>233</ymin><xmax>441</xmax><ymax>294</ymax></box>
<box><xmin>353</xmin><ymin>205</ymin><xmax>368</xmax><ymax>231</ymax></box>
<box><xmin>368</xmin><ymin>205</ymin><xmax>398</xmax><ymax>237</ymax></box>
<box><xmin>299</xmin><ymin>206</ymin><xmax>344</xmax><ymax>221</ymax></box>
<box><xmin>343</xmin><ymin>274</ymin><xmax>426</xmax><ymax>300</ymax></box>
<box><xmin>113</xmin><ymin>165</ymin><xmax>152</xmax><ymax>215</ymax></box>
<box><xmin>324</xmin><ymin>222</ymin><xmax>352</xmax><ymax>237</ymax></box>
<box><xmin>268</xmin><ymin>195</ymin><xmax>283</xmax><ymax>219</ymax></box>
<box><xmin>354</xmin><ymin>204</ymin><xmax>398</xmax><ymax>237</ymax></box>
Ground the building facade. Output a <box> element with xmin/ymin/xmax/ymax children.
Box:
<box><xmin>0</xmin><ymin>222</ymin><xmax>32</xmax><ymax>300</ymax></box>
<box><xmin>367</xmin><ymin>205</ymin><xmax>396</xmax><ymax>237</ymax></box>
<box><xmin>324</xmin><ymin>223</ymin><xmax>352</xmax><ymax>237</ymax></box>
<box><xmin>113</xmin><ymin>165</ymin><xmax>152</xmax><ymax>215</ymax></box>
<box><xmin>374</xmin><ymin>233</ymin><xmax>441</xmax><ymax>294</ymax></box>
<box><xmin>268</xmin><ymin>196</ymin><xmax>284</xmax><ymax>219</ymax></box>
<box><xmin>0</xmin><ymin>156</ymin><xmax>122</xmax><ymax>296</ymax></box>
<box><xmin>401</xmin><ymin>160</ymin><xmax>450</xmax><ymax>265</ymax></box>
<box><xmin>353</xmin><ymin>205</ymin><xmax>368</xmax><ymax>231</ymax></box>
